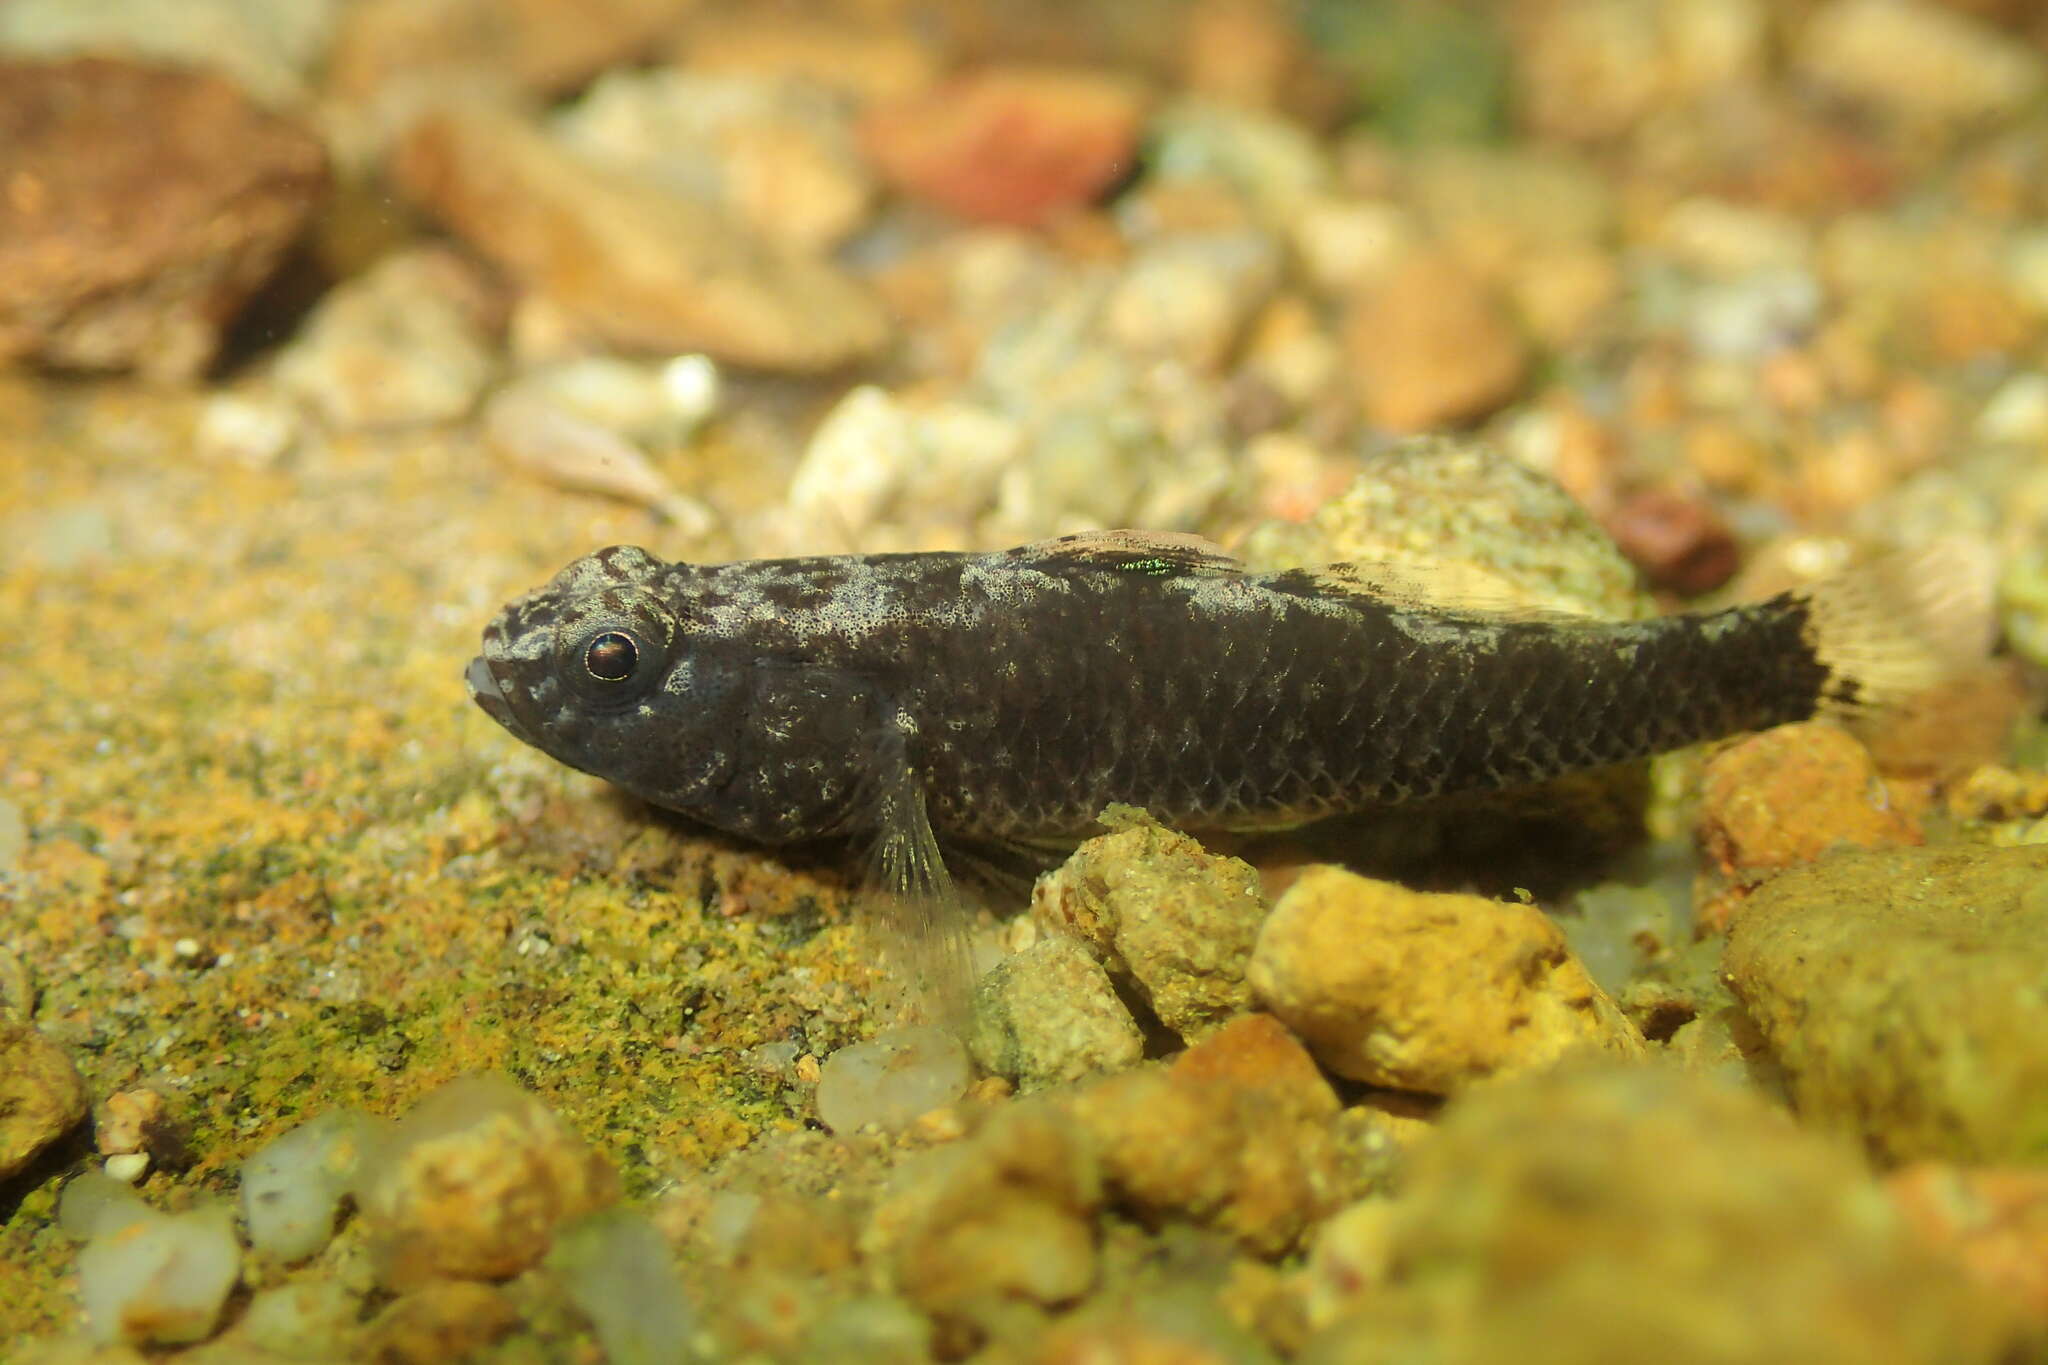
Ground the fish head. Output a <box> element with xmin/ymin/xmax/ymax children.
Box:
<box><xmin>467</xmin><ymin>545</ymin><xmax>740</xmax><ymax>809</ymax></box>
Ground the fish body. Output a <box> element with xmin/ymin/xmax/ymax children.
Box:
<box><xmin>467</xmin><ymin>531</ymin><xmax>1986</xmax><ymax>852</ymax></box>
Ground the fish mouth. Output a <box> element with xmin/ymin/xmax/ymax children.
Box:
<box><xmin>465</xmin><ymin>654</ymin><xmax>533</xmax><ymax>745</ymax></box>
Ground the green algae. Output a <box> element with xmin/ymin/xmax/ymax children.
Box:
<box><xmin>0</xmin><ymin>388</ymin><xmax>894</xmax><ymax>1348</ymax></box>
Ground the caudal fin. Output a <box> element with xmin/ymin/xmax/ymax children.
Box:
<box><xmin>1798</xmin><ymin>539</ymin><xmax>1999</xmax><ymax>714</ymax></box>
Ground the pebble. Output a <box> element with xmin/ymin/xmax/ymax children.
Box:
<box><xmin>1248</xmin><ymin>866</ymin><xmax>1645</xmax><ymax>1092</ymax></box>
<box><xmin>60</xmin><ymin>1176</ymin><xmax>241</xmax><ymax>1347</ymax></box>
<box><xmin>1682</xmin><ymin>266</ymin><xmax>1824</xmax><ymax>360</ymax></box>
<box><xmin>193</xmin><ymin>388</ymin><xmax>304</xmax><ymax>469</ymax></box>
<box><xmin>101</xmin><ymin>1153</ymin><xmax>149</xmax><ymax>1184</ymax></box>
<box><xmin>1656</xmin><ymin>197</ymin><xmax>1814</xmax><ymax>278</ymax></box>
<box><xmin>778</xmin><ymin>385</ymin><xmax>1024</xmax><ymax>548</ymax></box>
<box><xmin>553</xmin><ymin>68</ymin><xmax>875</xmax><ymax>253</ymax></box>
<box><xmin>1698</xmin><ymin>722</ymin><xmax>1920</xmax><ymax>882</ymax></box>
<box><xmin>1031</xmin><ymin>808</ymin><xmax>1267</xmax><ymax>1044</ymax></box>
<box><xmin>362</xmin><ymin>1280</ymin><xmax>520</xmax><ymax>1365</ymax></box>
<box><xmin>0</xmin><ymin>56</ymin><xmax>328</xmax><ymax>382</ymax></box>
<box><xmin>1147</xmin><ymin>98</ymin><xmax>1330</xmax><ymax>222</ymax></box>
<box><xmin>548</xmin><ymin>1207</ymin><xmax>697</xmax><ymax>1365</ymax></box>
<box><xmin>1513</xmin><ymin>0</ymin><xmax>1768</xmax><ymax>143</ymax></box>
<box><xmin>238</xmin><ymin>1280</ymin><xmax>364</xmax><ymax>1358</ymax></box>
<box><xmin>327</xmin><ymin>0</ymin><xmax>689</xmax><ymax>108</ymax></box>
<box><xmin>1974</xmin><ymin>372</ymin><xmax>2048</xmax><ymax>445</ymax></box>
<box><xmin>1886</xmin><ymin>1163</ymin><xmax>2048</xmax><ymax>1327</ymax></box>
<box><xmin>1408</xmin><ymin>146</ymin><xmax>1618</xmax><ymax>280</ymax></box>
<box><xmin>1287</xmin><ymin>195</ymin><xmax>1414</xmax><ymax>298</ymax></box>
<box><xmin>1066</xmin><ymin>1014</ymin><xmax>1347</xmax><ymax>1255</ymax></box>
<box><xmin>860</xmin><ymin>64</ymin><xmax>1149</xmax><ymax>227</ymax></box>
<box><xmin>482</xmin><ymin>356</ymin><xmax>718</xmax><ymax>528</ymax></box>
<box><xmin>1600</xmin><ymin>485</ymin><xmax>1739</xmax><ymax>595</ymax></box>
<box><xmin>352</xmin><ymin>1072</ymin><xmax>620</xmax><ymax>1285</ymax></box>
<box><xmin>1724</xmin><ymin>844</ymin><xmax>2048</xmax><ymax>1164</ymax></box>
<box><xmin>967</xmin><ymin>936</ymin><xmax>1144</xmax><ymax>1091</ymax></box>
<box><xmin>273</xmin><ymin>247</ymin><xmax>499</xmax><ymax>429</ymax></box>
<box><xmin>1795</xmin><ymin>0</ymin><xmax>2044</xmax><ymax>129</ymax></box>
<box><xmin>815</xmin><ymin>1027</ymin><xmax>971</xmax><ymax>1134</ymax></box>
<box><xmin>0</xmin><ymin>1020</ymin><xmax>88</xmax><ymax>1180</ymax></box>
<box><xmin>1102</xmin><ymin>230</ymin><xmax>1281</xmax><ymax>373</ymax></box>
<box><xmin>0</xmin><ymin>0</ymin><xmax>338</xmax><ymax>108</ymax></box>
<box><xmin>863</xmin><ymin>1106</ymin><xmax>1100</xmax><ymax>1324</ymax></box>
<box><xmin>1342</xmin><ymin>249</ymin><xmax>1529</xmax><ymax>433</ymax></box>
<box><xmin>241</xmin><ymin>1108</ymin><xmax>378</xmax><ymax>1262</ymax></box>
<box><xmin>678</xmin><ymin>12</ymin><xmax>940</xmax><ymax>105</ymax></box>
<box><xmin>396</xmin><ymin>104</ymin><xmax>890</xmax><ymax>371</ymax></box>
<box><xmin>1299</xmin><ymin>1064</ymin><xmax>2024</xmax><ymax>1364</ymax></box>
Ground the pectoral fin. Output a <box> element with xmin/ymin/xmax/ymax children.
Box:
<box><xmin>865</xmin><ymin>713</ymin><xmax>977</xmax><ymax>1032</ymax></box>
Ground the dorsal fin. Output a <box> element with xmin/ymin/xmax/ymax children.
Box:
<box><xmin>1283</xmin><ymin>560</ymin><xmax>1611</xmax><ymax>622</ymax></box>
<box><xmin>1015</xmin><ymin>530</ymin><xmax>1244</xmax><ymax>578</ymax></box>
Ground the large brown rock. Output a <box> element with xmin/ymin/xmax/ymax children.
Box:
<box><xmin>0</xmin><ymin>1022</ymin><xmax>88</xmax><ymax>1179</ymax></box>
<box><xmin>1301</xmin><ymin>1065</ymin><xmax>2027</xmax><ymax>1364</ymax></box>
<box><xmin>1725</xmin><ymin>844</ymin><xmax>2048</xmax><ymax>1165</ymax></box>
<box><xmin>396</xmin><ymin>105</ymin><xmax>890</xmax><ymax>371</ymax></box>
<box><xmin>0</xmin><ymin>57</ymin><xmax>328</xmax><ymax>382</ymax></box>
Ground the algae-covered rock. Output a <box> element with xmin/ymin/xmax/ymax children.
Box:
<box><xmin>969</xmin><ymin>935</ymin><xmax>1144</xmax><ymax>1092</ymax></box>
<box><xmin>862</xmin><ymin>1106</ymin><xmax>1101</xmax><ymax>1326</ymax></box>
<box><xmin>1724</xmin><ymin>844</ymin><xmax>2048</xmax><ymax>1165</ymax></box>
<box><xmin>1031</xmin><ymin>807</ymin><xmax>1266</xmax><ymax>1043</ymax></box>
<box><xmin>0</xmin><ymin>1022</ymin><xmax>88</xmax><ymax>1180</ymax></box>
<box><xmin>1299</xmin><ymin>1065</ymin><xmax>2027</xmax><ymax>1365</ymax></box>
<box><xmin>354</xmin><ymin>1072</ymin><xmax>620</xmax><ymax>1286</ymax></box>
<box><xmin>1236</xmin><ymin>435</ymin><xmax>1651</xmax><ymax>620</ymax></box>
<box><xmin>1064</xmin><ymin>1014</ymin><xmax>1350</xmax><ymax>1255</ymax></box>
<box><xmin>1236</xmin><ymin>436</ymin><xmax>1659</xmax><ymax>854</ymax></box>
<box><xmin>1249</xmin><ymin>866</ymin><xmax>1644</xmax><ymax>1092</ymax></box>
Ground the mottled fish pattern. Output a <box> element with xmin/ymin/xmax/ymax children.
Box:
<box><xmin>468</xmin><ymin>531</ymin><xmax>1989</xmax><ymax>1011</ymax></box>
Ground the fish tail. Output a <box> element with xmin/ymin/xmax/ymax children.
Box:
<box><xmin>1797</xmin><ymin>539</ymin><xmax>1998</xmax><ymax>715</ymax></box>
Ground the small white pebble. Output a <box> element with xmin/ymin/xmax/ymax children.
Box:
<box><xmin>815</xmin><ymin>1027</ymin><xmax>971</xmax><ymax>1134</ymax></box>
<box><xmin>242</xmin><ymin>1109</ymin><xmax>378</xmax><ymax>1262</ymax></box>
<box><xmin>172</xmin><ymin>938</ymin><xmax>201</xmax><ymax>959</ymax></box>
<box><xmin>103</xmin><ymin>1153</ymin><xmax>150</xmax><ymax>1184</ymax></box>
<box><xmin>659</xmin><ymin>353</ymin><xmax>721</xmax><ymax>422</ymax></box>
<box><xmin>194</xmin><ymin>392</ymin><xmax>300</xmax><ymax>469</ymax></box>
<box><xmin>77</xmin><ymin>1204</ymin><xmax>241</xmax><ymax>1346</ymax></box>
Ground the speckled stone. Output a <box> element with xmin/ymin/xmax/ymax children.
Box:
<box><xmin>1300</xmin><ymin>1064</ymin><xmax>2026</xmax><ymax>1365</ymax></box>
<box><xmin>0</xmin><ymin>1022</ymin><xmax>88</xmax><ymax>1180</ymax></box>
<box><xmin>1698</xmin><ymin>722</ymin><xmax>1921</xmax><ymax>881</ymax></box>
<box><xmin>1236</xmin><ymin>435</ymin><xmax>1652</xmax><ymax>620</ymax></box>
<box><xmin>1031</xmin><ymin>808</ymin><xmax>1267</xmax><ymax>1044</ymax></box>
<box><xmin>1065</xmin><ymin>1014</ymin><xmax>1348</xmax><ymax>1255</ymax></box>
<box><xmin>1724</xmin><ymin>844</ymin><xmax>2048</xmax><ymax>1164</ymax></box>
<box><xmin>354</xmin><ymin>1072</ymin><xmax>620</xmax><ymax>1286</ymax></box>
<box><xmin>969</xmin><ymin>935</ymin><xmax>1144</xmax><ymax>1092</ymax></box>
<box><xmin>0</xmin><ymin>56</ymin><xmax>328</xmax><ymax>382</ymax></box>
<box><xmin>863</xmin><ymin>1106</ymin><xmax>1101</xmax><ymax>1326</ymax></box>
<box><xmin>1250</xmin><ymin>866</ymin><xmax>1645</xmax><ymax>1093</ymax></box>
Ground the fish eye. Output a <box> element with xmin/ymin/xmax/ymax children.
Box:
<box><xmin>583</xmin><ymin>631</ymin><xmax>639</xmax><ymax>682</ymax></box>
